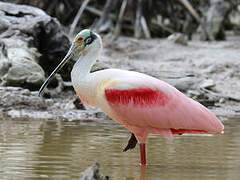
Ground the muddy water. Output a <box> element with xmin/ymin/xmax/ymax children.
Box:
<box><xmin>0</xmin><ymin>117</ymin><xmax>240</xmax><ymax>180</ymax></box>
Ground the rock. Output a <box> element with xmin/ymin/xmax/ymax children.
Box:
<box><xmin>200</xmin><ymin>0</ymin><xmax>230</xmax><ymax>40</ymax></box>
<box><xmin>168</xmin><ymin>33</ymin><xmax>188</xmax><ymax>45</ymax></box>
<box><xmin>187</xmin><ymin>89</ymin><xmax>217</xmax><ymax>107</ymax></box>
<box><xmin>0</xmin><ymin>2</ymin><xmax>71</xmax><ymax>90</ymax></box>
<box><xmin>1</xmin><ymin>38</ymin><xmax>45</xmax><ymax>89</ymax></box>
<box><xmin>78</xmin><ymin>163</ymin><xmax>109</xmax><ymax>180</ymax></box>
<box><xmin>0</xmin><ymin>86</ymin><xmax>53</xmax><ymax>110</ymax></box>
<box><xmin>170</xmin><ymin>76</ymin><xmax>198</xmax><ymax>93</ymax></box>
<box><xmin>0</xmin><ymin>41</ymin><xmax>10</xmax><ymax>79</ymax></box>
<box><xmin>200</xmin><ymin>79</ymin><xmax>215</xmax><ymax>90</ymax></box>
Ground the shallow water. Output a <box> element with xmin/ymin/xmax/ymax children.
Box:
<box><xmin>0</xmin><ymin>116</ymin><xmax>240</xmax><ymax>180</ymax></box>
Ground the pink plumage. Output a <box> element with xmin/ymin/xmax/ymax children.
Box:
<box><xmin>103</xmin><ymin>74</ymin><xmax>224</xmax><ymax>143</ymax></box>
<box><xmin>40</xmin><ymin>29</ymin><xmax>224</xmax><ymax>166</ymax></box>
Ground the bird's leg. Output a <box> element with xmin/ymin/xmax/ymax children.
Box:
<box><xmin>139</xmin><ymin>143</ymin><xmax>146</xmax><ymax>165</ymax></box>
<box><xmin>123</xmin><ymin>133</ymin><xmax>138</xmax><ymax>152</ymax></box>
<box><xmin>140</xmin><ymin>164</ymin><xmax>146</xmax><ymax>180</ymax></box>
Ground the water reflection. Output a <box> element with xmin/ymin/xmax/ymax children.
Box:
<box><xmin>0</xmin><ymin>116</ymin><xmax>240</xmax><ymax>180</ymax></box>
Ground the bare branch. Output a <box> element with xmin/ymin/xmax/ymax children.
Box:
<box><xmin>177</xmin><ymin>0</ymin><xmax>210</xmax><ymax>40</ymax></box>
<box><xmin>69</xmin><ymin>0</ymin><xmax>90</xmax><ymax>36</ymax></box>
<box><xmin>113</xmin><ymin>0</ymin><xmax>128</xmax><ymax>38</ymax></box>
<box><xmin>134</xmin><ymin>0</ymin><xmax>143</xmax><ymax>38</ymax></box>
<box><xmin>93</xmin><ymin>0</ymin><xmax>114</xmax><ymax>32</ymax></box>
<box><xmin>141</xmin><ymin>16</ymin><xmax>151</xmax><ymax>38</ymax></box>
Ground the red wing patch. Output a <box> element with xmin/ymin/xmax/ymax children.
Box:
<box><xmin>105</xmin><ymin>88</ymin><xmax>168</xmax><ymax>107</ymax></box>
<box><xmin>170</xmin><ymin>129</ymin><xmax>208</xmax><ymax>135</ymax></box>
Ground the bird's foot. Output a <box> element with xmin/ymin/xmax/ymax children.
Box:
<box><xmin>123</xmin><ymin>133</ymin><xmax>137</xmax><ymax>152</ymax></box>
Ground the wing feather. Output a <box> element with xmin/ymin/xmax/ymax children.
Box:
<box><xmin>101</xmin><ymin>73</ymin><xmax>223</xmax><ymax>137</ymax></box>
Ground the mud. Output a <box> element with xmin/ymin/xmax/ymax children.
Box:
<box><xmin>1</xmin><ymin>35</ymin><xmax>240</xmax><ymax>120</ymax></box>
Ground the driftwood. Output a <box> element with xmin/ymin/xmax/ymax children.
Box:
<box><xmin>93</xmin><ymin>0</ymin><xmax>114</xmax><ymax>32</ymax></box>
<box><xmin>113</xmin><ymin>0</ymin><xmax>128</xmax><ymax>38</ymax></box>
<box><xmin>200</xmin><ymin>0</ymin><xmax>231</xmax><ymax>40</ymax></box>
<box><xmin>134</xmin><ymin>0</ymin><xmax>143</xmax><ymax>38</ymax></box>
<box><xmin>177</xmin><ymin>0</ymin><xmax>210</xmax><ymax>39</ymax></box>
<box><xmin>150</xmin><ymin>18</ymin><xmax>175</xmax><ymax>34</ymax></box>
<box><xmin>177</xmin><ymin>0</ymin><xmax>202</xmax><ymax>23</ymax></box>
<box><xmin>141</xmin><ymin>16</ymin><xmax>151</xmax><ymax>38</ymax></box>
<box><xmin>11</xmin><ymin>0</ymin><xmax>240</xmax><ymax>40</ymax></box>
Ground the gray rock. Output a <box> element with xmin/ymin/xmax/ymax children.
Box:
<box><xmin>78</xmin><ymin>163</ymin><xmax>109</xmax><ymax>180</ymax></box>
<box><xmin>0</xmin><ymin>2</ymin><xmax>71</xmax><ymax>89</ymax></box>
<box><xmin>0</xmin><ymin>41</ymin><xmax>10</xmax><ymax>79</ymax></box>
<box><xmin>0</xmin><ymin>86</ymin><xmax>53</xmax><ymax>110</ymax></box>
<box><xmin>168</xmin><ymin>33</ymin><xmax>188</xmax><ymax>45</ymax></box>
<box><xmin>1</xmin><ymin>38</ymin><xmax>45</xmax><ymax>89</ymax></box>
<box><xmin>200</xmin><ymin>79</ymin><xmax>215</xmax><ymax>90</ymax></box>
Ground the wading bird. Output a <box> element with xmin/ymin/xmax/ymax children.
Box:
<box><xmin>39</xmin><ymin>29</ymin><xmax>224</xmax><ymax>165</ymax></box>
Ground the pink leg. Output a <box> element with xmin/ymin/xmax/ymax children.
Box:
<box><xmin>139</xmin><ymin>143</ymin><xmax>146</xmax><ymax>165</ymax></box>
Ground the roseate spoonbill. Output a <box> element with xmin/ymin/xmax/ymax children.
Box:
<box><xmin>39</xmin><ymin>29</ymin><xmax>224</xmax><ymax>165</ymax></box>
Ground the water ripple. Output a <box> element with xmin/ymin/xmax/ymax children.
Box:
<box><xmin>0</xmin><ymin>117</ymin><xmax>240</xmax><ymax>179</ymax></box>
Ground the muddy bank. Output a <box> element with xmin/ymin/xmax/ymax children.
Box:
<box><xmin>0</xmin><ymin>86</ymin><xmax>107</xmax><ymax>121</ymax></box>
<box><xmin>1</xmin><ymin>35</ymin><xmax>240</xmax><ymax>120</ymax></box>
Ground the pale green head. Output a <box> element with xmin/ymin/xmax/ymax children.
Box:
<box><xmin>38</xmin><ymin>29</ymin><xmax>101</xmax><ymax>96</ymax></box>
<box><xmin>75</xmin><ymin>29</ymin><xmax>91</xmax><ymax>41</ymax></box>
<box><xmin>71</xmin><ymin>29</ymin><xmax>99</xmax><ymax>57</ymax></box>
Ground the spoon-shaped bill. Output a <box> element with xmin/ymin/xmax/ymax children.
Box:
<box><xmin>38</xmin><ymin>51</ymin><xmax>73</xmax><ymax>96</ymax></box>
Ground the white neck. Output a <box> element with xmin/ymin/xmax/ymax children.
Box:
<box><xmin>71</xmin><ymin>47</ymin><xmax>100</xmax><ymax>87</ymax></box>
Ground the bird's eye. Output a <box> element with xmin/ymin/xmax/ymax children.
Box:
<box><xmin>85</xmin><ymin>37</ymin><xmax>92</xmax><ymax>45</ymax></box>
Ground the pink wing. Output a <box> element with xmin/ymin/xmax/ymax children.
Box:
<box><xmin>104</xmin><ymin>76</ymin><xmax>224</xmax><ymax>142</ymax></box>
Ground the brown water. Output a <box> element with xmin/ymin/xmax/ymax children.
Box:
<box><xmin>0</xmin><ymin>116</ymin><xmax>240</xmax><ymax>180</ymax></box>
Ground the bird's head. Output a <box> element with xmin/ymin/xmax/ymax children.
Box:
<box><xmin>38</xmin><ymin>29</ymin><xmax>102</xmax><ymax>96</ymax></box>
<box><xmin>71</xmin><ymin>29</ymin><xmax>102</xmax><ymax>60</ymax></box>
